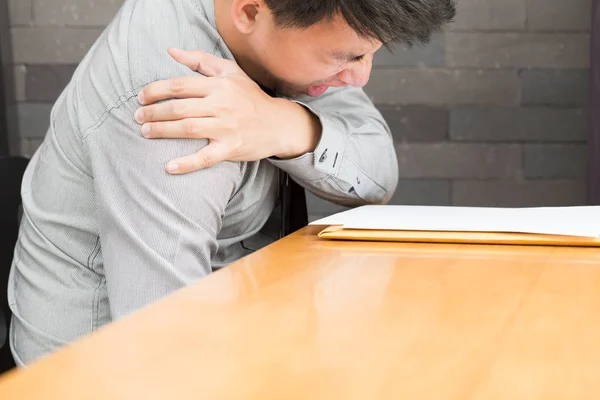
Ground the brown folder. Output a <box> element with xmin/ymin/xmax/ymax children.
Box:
<box><xmin>317</xmin><ymin>225</ymin><xmax>600</xmax><ymax>247</ymax></box>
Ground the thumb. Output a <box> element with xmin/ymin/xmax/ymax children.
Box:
<box><xmin>168</xmin><ymin>48</ymin><xmax>238</xmax><ymax>77</ymax></box>
<box><xmin>165</xmin><ymin>142</ymin><xmax>229</xmax><ymax>174</ymax></box>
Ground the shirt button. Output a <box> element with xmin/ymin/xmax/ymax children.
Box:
<box><xmin>319</xmin><ymin>149</ymin><xmax>328</xmax><ymax>163</ymax></box>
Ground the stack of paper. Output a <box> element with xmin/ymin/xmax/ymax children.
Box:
<box><xmin>310</xmin><ymin>205</ymin><xmax>600</xmax><ymax>246</ymax></box>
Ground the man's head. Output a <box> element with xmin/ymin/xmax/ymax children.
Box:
<box><xmin>219</xmin><ymin>0</ymin><xmax>456</xmax><ymax>98</ymax></box>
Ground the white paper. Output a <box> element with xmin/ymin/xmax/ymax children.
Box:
<box><xmin>309</xmin><ymin>205</ymin><xmax>600</xmax><ymax>238</ymax></box>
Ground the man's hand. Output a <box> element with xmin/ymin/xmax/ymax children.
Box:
<box><xmin>135</xmin><ymin>48</ymin><xmax>322</xmax><ymax>174</ymax></box>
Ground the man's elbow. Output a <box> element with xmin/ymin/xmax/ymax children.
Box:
<box><xmin>380</xmin><ymin>178</ymin><xmax>399</xmax><ymax>205</ymax></box>
<box><xmin>368</xmin><ymin>119</ymin><xmax>399</xmax><ymax>205</ymax></box>
<box><xmin>374</xmin><ymin>148</ymin><xmax>399</xmax><ymax>205</ymax></box>
<box><xmin>374</xmin><ymin>174</ymin><xmax>399</xmax><ymax>206</ymax></box>
<box><xmin>351</xmin><ymin>160</ymin><xmax>399</xmax><ymax>206</ymax></box>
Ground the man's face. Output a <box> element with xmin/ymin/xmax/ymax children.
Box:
<box><xmin>246</xmin><ymin>12</ymin><xmax>382</xmax><ymax>98</ymax></box>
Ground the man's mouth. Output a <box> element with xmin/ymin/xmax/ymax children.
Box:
<box><xmin>307</xmin><ymin>85</ymin><xmax>328</xmax><ymax>97</ymax></box>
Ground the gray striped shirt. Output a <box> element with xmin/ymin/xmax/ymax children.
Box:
<box><xmin>8</xmin><ymin>0</ymin><xmax>398</xmax><ymax>365</ymax></box>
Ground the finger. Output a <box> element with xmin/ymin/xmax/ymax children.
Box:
<box><xmin>135</xmin><ymin>98</ymin><xmax>215</xmax><ymax>124</ymax></box>
<box><xmin>166</xmin><ymin>143</ymin><xmax>229</xmax><ymax>174</ymax></box>
<box><xmin>168</xmin><ymin>48</ymin><xmax>223</xmax><ymax>76</ymax></box>
<box><xmin>138</xmin><ymin>76</ymin><xmax>218</xmax><ymax>105</ymax></box>
<box><xmin>168</xmin><ymin>48</ymin><xmax>241</xmax><ymax>77</ymax></box>
<box><xmin>141</xmin><ymin>118</ymin><xmax>221</xmax><ymax>140</ymax></box>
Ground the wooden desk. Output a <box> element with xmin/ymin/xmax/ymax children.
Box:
<box><xmin>1</xmin><ymin>226</ymin><xmax>600</xmax><ymax>398</ymax></box>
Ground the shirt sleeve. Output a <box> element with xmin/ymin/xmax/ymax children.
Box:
<box><xmin>84</xmin><ymin>95</ymin><xmax>241</xmax><ymax>319</ymax></box>
<box><xmin>268</xmin><ymin>86</ymin><xmax>399</xmax><ymax>207</ymax></box>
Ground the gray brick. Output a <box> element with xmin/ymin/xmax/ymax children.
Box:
<box><xmin>373</xmin><ymin>34</ymin><xmax>444</xmax><ymax>67</ymax></box>
<box><xmin>26</xmin><ymin>65</ymin><xmax>77</xmax><ymax>102</ymax></box>
<box><xmin>450</xmin><ymin>0</ymin><xmax>526</xmax><ymax>30</ymax></box>
<box><xmin>29</xmin><ymin>139</ymin><xmax>44</xmax><ymax>156</ymax></box>
<box><xmin>17</xmin><ymin>103</ymin><xmax>53</xmax><ymax>139</ymax></box>
<box><xmin>395</xmin><ymin>143</ymin><xmax>522</xmax><ymax>179</ymax></box>
<box><xmin>377</xmin><ymin>105</ymin><xmax>448</xmax><ymax>143</ymax></box>
<box><xmin>526</xmin><ymin>0</ymin><xmax>591</xmax><ymax>31</ymax></box>
<box><xmin>520</xmin><ymin>70</ymin><xmax>589</xmax><ymax>106</ymax></box>
<box><xmin>20</xmin><ymin>138</ymin><xmax>44</xmax><ymax>158</ymax></box>
<box><xmin>9</xmin><ymin>0</ymin><xmax>32</xmax><ymax>26</ymax></box>
<box><xmin>19</xmin><ymin>139</ymin><xmax>29</xmax><ymax>157</ymax></box>
<box><xmin>452</xmin><ymin>180</ymin><xmax>586</xmax><ymax>207</ymax></box>
<box><xmin>446</xmin><ymin>33</ymin><xmax>590</xmax><ymax>69</ymax></box>
<box><xmin>33</xmin><ymin>0</ymin><xmax>125</xmax><ymax>27</ymax></box>
<box><xmin>524</xmin><ymin>144</ymin><xmax>587</xmax><ymax>179</ymax></box>
<box><xmin>305</xmin><ymin>192</ymin><xmax>350</xmax><ymax>215</ymax></box>
<box><xmin>450</xmin><ymin>107</ymin><xmax>587</xmax><ymax>142</ymax></box>
<box><xmin>13</xmin><ymin>65</ymin><xmax>27</xmax><ymax>102</ymax></box>
<box><xmin>11</xmin><ymin>27</ymin><xmax>103</xmax><ymax>64</ymax></box>
<box><xmin>365</xmin><ymin>69</ymin><xmax>519</xmax><ymax>106</ymax></box>
<box><xmin>389</xmin><ymin>180</ymin><xmax>451</xmax><ymax>206</ymax></box>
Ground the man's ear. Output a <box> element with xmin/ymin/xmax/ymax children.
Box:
<box><xmin>231</xmin><ymin>0</ymin><xmax>267</xmax><ymax>34</ymax></box>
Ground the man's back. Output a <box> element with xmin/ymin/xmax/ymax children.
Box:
<box><xmin>8</xmin><ymin>0</ymin><xmax>278</xmax><ymax>366</ymax></box>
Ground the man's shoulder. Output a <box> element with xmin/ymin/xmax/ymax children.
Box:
<box><xmin>127</xmin><ymin>0</ymin><xmax>229</xmax><ymax>89</ymax></box>
<box><xmin>66</xmin><ymin>0</ymin><xmax>227</xmax><ymax>133</ymax></box>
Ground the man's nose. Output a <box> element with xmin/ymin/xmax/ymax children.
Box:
<box><xmin>337</xmin><ymin>54</ymin><xmax>373</xmax><ymax>88</ymax></box>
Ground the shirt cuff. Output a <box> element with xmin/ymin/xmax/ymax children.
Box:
<box><xmin>268</xmin><ymin>101</ymin><xmax>387</xmax><ymax>203</ymax></box>
<box><xmin>268</xmin><ymin>101</ymin><xmax>347</xmax><ymax>180</ymax></box>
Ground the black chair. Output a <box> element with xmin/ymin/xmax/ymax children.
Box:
<box><xmin>279</xmin><ymin>170</ymin><xmax>308</xmax><ymax>237</ymax></box>
<box><xmin>0</xmin><ymin>156</ymin><xmax>29</xmax><ymax>374</ymax></box>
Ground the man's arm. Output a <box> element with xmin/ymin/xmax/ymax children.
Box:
<box><xmin>269</xmin><ymin>86</ymin><xmax>398</xmax><ymax>207</ymax></box>
<box><xmin>85</xmin><ymin>96</ymin><xmax>241</xmax><ymax>319</ymax></box>
<box><xmin>136</xmin><ymin>50</ymin><xmax>398</xmax><ymax>208</ymax></box>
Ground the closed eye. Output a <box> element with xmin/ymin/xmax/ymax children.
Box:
<box><xmin>330</xmin><ymin>51</ymin><xmax>366</xmax><ymax>64</ymax></box>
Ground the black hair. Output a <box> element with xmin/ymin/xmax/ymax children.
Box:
<box><xmin>264</xmin><ymin>0</ymin><xmax>456</xmax><ymax>46</ymax></box>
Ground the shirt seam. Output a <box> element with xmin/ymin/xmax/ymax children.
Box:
<box><xmin>82</xmin><ymin>0</ymin><xmax>139</xmax><ymax>140</ymax></box>
<box><xmin>91</xmin><ymin>277</ymin><xmax>106</xmax><ymax>331</ymax></box>
<box><xmin>81</xmin><ymin>88</ymin><xmax>143</xmax><ymax>141</ymax></box>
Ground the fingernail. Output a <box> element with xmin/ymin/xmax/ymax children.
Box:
<box><xmin>166</xmin><ymin>163</ymin><xmax>179</xmax><ymax>173</ymax></box>
<box><xmin>141</xmin><ymin>124</ymin><xmax>150</xmax><ymax>137</ymax></box>
<box><xmin>137</xmin><ymin>90</ymin><xmax>145</xmax><ymax>104</ymax></box>
<box><xmin>134</xmin><ymin>108</ymin><xmax>144</xmax><ymax>123</ymax></box>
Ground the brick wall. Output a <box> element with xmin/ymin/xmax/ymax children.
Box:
<box><xmin>7</xmin><ymin>0</ymin><xmax>592</xmax><ymax>221</ymax></box>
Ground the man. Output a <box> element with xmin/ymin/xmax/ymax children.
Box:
<box><xmin>8</xmin><ymin>0</ymin><xmax>455</xmax><ymax>365</ymax></box>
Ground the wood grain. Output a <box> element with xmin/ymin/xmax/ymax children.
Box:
<box><xmin>1</xmin><ymin>226</ymin><xmax>600</xmax><ymax>399</ymax></box>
